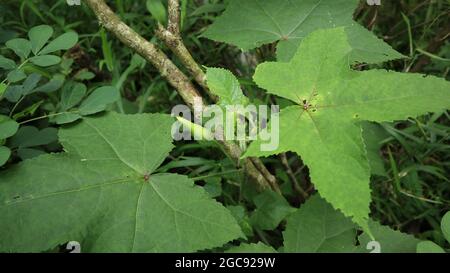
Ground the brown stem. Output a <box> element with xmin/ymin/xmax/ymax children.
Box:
<box><xmin>156</xmin><ymin>0</ymin><xmax>278</xmax><ymax>192</ymax></box>
<box><xmin>280</xmin><ymin>153</ymin><xmax>308</xmax><ymax>200</ymax></box>
<box><xmin>155</xmin><ymin>24</ymin><xmax>216</xmax><ymax>100</ymax></box>
<box><xmin>167</xmin><ymin>0</ymin><xmax>180</xmax><ymax>35</ymax></box>
<box><xmin>250</xmin><ymin>157</ymin><xmax>281</xmax><ymax>193</ymax></box>
<box><xmin>85</xmin><ymin>0</ymin><xmax>201</xmax><ymax>109</ymax></box>
<box><xmin>218</xmin><ymin>139</ymin><xmax>274</xmax><ymax>192</ymax></box>
<box><xmin>84</xmin><ymin>0</ymin><xmax>279</xmax><ymax>192</ymax></box>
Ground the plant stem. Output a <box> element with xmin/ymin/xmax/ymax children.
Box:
<box><xmin>9</xmin><ymin>96</ymin><xmax>26</xmax><ymax>117</ymax></box>
<box><xmin>85</xmin><ymin>0</ymin><xmax>202</xmax><ymax>109</ymax></box>
<box><xmin>19</xmin><ymin>111</ymin><xmax>76</xmax><ymax>125</ymax></box>
<box><xmin>167</xmin><ymin>0</ymin><xmax>180</xmax><ymax>35</ymax></box>
<box><xmin>191</xmin><ymin>169</ymin><xmax>243</xmax><ymax>182</ymax></box>
<box><xmin>155</xmin><ymin>24</ymin><xmax>215</xmax><ymax>99</ymax></box>
<box><xmin>280</xmin><ymin>153</ymin><xmax>308</xmax><ymax>200</ymax></box>
<box><xmin>84</xmin><ymin>0</ymin><xmax>280</xmax><ymax>193</ymax></box>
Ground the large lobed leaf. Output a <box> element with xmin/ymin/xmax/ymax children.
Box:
<box><xmin>0</xmin><ymin>113</ymin><xmax>243</xmax><ymax>252</ymax></box>
<box><xmin>244</xmin><ymin>28</ymin><xmax>450</xmax><ymax>232</ymax></box>
<box><xmin>203</xmin><ymin>0</ymin><xmax>403</xmax><ymax>63</ymax></box>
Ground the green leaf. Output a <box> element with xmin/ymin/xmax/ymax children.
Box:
<box><xmin>249</xmin><ymin>190</ymin><xmax>295</xmax><ymax>230</ymax></box>
<box><xmin>28</xmin><ymin>25</ymin><xmax>54</xmax><ymax>55</ymax></box>
<box><xmin>146</xmin><ymin>0</ymin><xmax>167</xmax><ymax>24</ymax></box>
<box><xmin>203</xmin><ymin>0</ymin><xmax>403</xmax><ymax>63</ymax></box>
<box><xmin>0</xmin><ymin>146</ymin><xmax>11</xmax><ymax>166</ymax></box>
<box><xmin>6</xmin><ymin>38</ymin><xmax>31</xmax><ymax>59</ymax></box>
<box><xmin>180</xmin><ymin>0</ymin><xmax>188</xmax><ymax>29</ymax></box>
<box><xmin>100</xmin><ymin>29</ymin><xmax>114</xmax><ymax>72</ymax></box>
<box><xmin>3</xmin><ymin>85</ymin><xmax>23</xmax><ymax>102</ymax></box>
<box><xmin>416</xmin><ymin>241</ymin><xmax>445</xmax><ymax>253</ymax></box>
<box><xmin>60</xmin><ymin>82</ymin><xmax>87</xmax><ymax>110</ymax></box>
<box><xmin>74</xmin><ymin>69</ymin><xmax>95</xmax><ymax>81</ymax></box>
<box><xmin>191</xmin><ymin>3</ymin><xmax>225</xmax><ymax>16</ymax></box>
<box><xmin>226</xmin><ymin>242</ymin><xmax>276</xmax><ymax>253</ymax></box>
<box><xmin>206</xmin><ymin>67</ymin><xmax>249</xmax><ymax>106</ymax></box>
<box><xmin>0</xmin><ymin>113</ymin><xmax>243</xmax><ymax>252</ymax></box>
<box><xmin>17</xmin><ymin>147</ymin><xmax>46</xmax><ymax>160</ymax></box>
<box><xmin>362</xmin><ymin>122</ymin><xmax>389</xmax><ymax>176</ymax></box>
<box><xmin>203</xmin><ymin>177</ymin><xmax>222</xmax><ymax>198</ymax></box>
<box><xmin>244</xmin><ymin>28</ymin><xmax>450</xmax><ymax>232</ymax></box>
<box><xmin>358</xmin><ymin>221</ymin><xmax>420</xmax><ymax>253</ymax></box>
<box><xmin>29</xmin><ymin>55</ymin><xmax>61</xmax><ymax>67</ymax></box>
<box><xmin>227</xmin><ymin>205</ymin><xmax>253</xmax><ymax>237</ymax></box>
<box><xmin>9</xmin><ymin>126</ymin><xmax>57</xmax><ymax>148</ymax></box>
<box><xmin>22</xmin><ymin>73</ymin><xmax>42</xmax><ymax>95</ymax></box>
<box><xmin>52</xmin><ymin>112</ymin><xmax>82</xmax><ymax>125</ymax></box>
<box><xmin>0</xmin><ymin>55</ymin><xmax>16</xmax><ymax>70</ymax></box>
<box><xmin>442</xmin><ymin>211</ymin><xmax>450</xmax><ymax>243</ymax></box>
<box><xmin>343</xmin><ymin>24</ymin><xmax>404</xmax><ymax>64</ymax></box>
<box><xmin>283</xmin><ymin>195</ymin><xmax>357</xmax><ymax>253</ymax></box>
<box><xmin>78</xmin><ymin>86</ymin><xmax>120</xmax><ymax>115</ymax></box>
<box><xmin>0</xmin><ymin>83</ymin><xmax>7</xmax><ymax>97</ymax></box>
<box><xmin>33</xmin><ymin>75</ymin><xmax>64</xmax><ymax>93</ymax></box>
<box><xmin>7</xmin><ymin>69</ymin><xmax>26</xmax><ymax>83</ymax></box>
<box><xmin>39</xmin><ymin>32</ymin><xmax>78</xmax><ymax>55</ymax></box>
<box><xmin>3</xmin><ymin>73</ymin><xmax>42</xmax><ymax>101</ymax></box>
<box><xmin>0</xmin><ymin>115</ymin><xmax>19</xmax><ymax>139</ymax></box>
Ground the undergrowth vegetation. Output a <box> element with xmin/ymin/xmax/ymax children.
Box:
<box><xmin>0</xmin><ymin>0</ymin><xmax>449</xmax><ymax>253</ymax></box>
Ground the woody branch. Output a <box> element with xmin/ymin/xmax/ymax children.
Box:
<box><xmin>84</xmin><ymin>0</ymin><xmax>280</xmax><ymax>193</ymax></box>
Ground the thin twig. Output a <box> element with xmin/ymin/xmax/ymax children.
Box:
<box><xmin>280</xmin><ymin>153</ymin><xmax>308</xmax><ymax>200</ymax></box>
<box><xmin>250</xmin><ymin>157</ymin><xmax>281</xmax><ymax>194</ymax></box>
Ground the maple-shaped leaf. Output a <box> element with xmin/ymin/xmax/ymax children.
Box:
<box><xmin>283</xmin><ymin>195</ymin><xmax>357</xmax><ymax>253</ymax></box>
<box><xmin>244</xmin><ymin>27</ymin><xmax>450</xmax><ymax>232</ymax></box>
<box><xmin>203</xmin><ymin>0</ymin><xmax>403</xmax><ymax>63</ymax></box>
<box><xmin>0</xmin><ymin>113</ymin><xmax>243</xmax><ymax>252</ymax></box>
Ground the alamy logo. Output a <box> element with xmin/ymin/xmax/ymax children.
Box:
<box><xmin>366</xmin><ymin>0</ymin><xmax>381</xmax><ymax>5</ymax></box>
<box><xmin>366</xmin><ymin>241</ymin><xmax>381</xmax><ymax>253</ymax></box>
<box><xmin>171</xmin><ymin>98</ymin><xmax>280</xmax><ymax>152</ymax></box>
<box><xmin>66</xmin><ymin>241</ymin><xmax>81</xmax><ymax>253</ymax></box>
<box><xmin>67</xmin><ymin>0</ymin><xmax>81</xmax><ymax>6</ymax></box>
